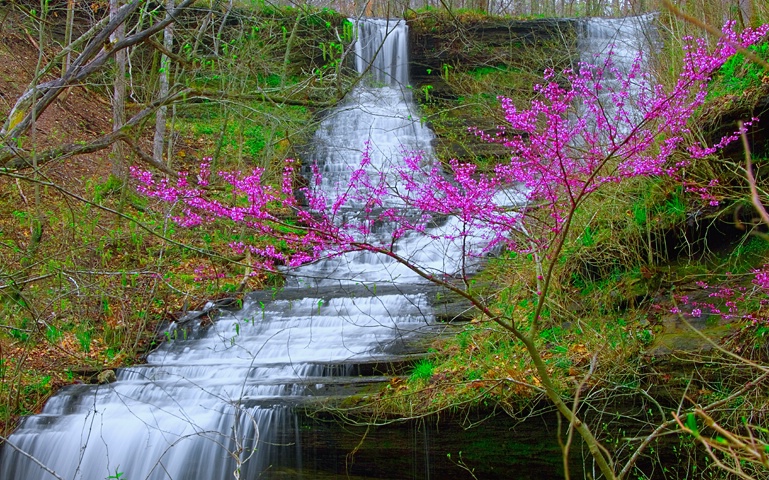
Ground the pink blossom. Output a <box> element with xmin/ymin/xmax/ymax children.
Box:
<box><xmin>130</xmin><ymin>22</ymin><xmax>769</xmax><ymax>281</ymax></box>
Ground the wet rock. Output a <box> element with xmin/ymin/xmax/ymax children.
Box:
<box><xmin>97</xmin><ymin>370</ymin><xmax>116</xmax><ymax>384</ymax></box>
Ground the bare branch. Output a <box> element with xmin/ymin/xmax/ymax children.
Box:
<box><xmin>0</xmin><ymin>436</ymin><xmax>66</xmax><ymax>480</ymax></box>
<box><xmin>0</xmin><ymin>0</ymin><xmax>196</xmax><ymax>163</ymax></box>
<box><xmin>742</xmin><ymin>120</ymin><xmax>769</xmax><ymax>227</ymax></box>
<box><xmin>145</xmin><ymin>36</ymin><xmax>192</xmax><ymax>68</ymax></box>
<box><xmin>4</xmin><ymin>88</ymin><xmax>191</xmax><ymax>172</ymax></box>
<box><xmin>663</xmin><ymin>0</ymin><xmax>769</xmax><ymax>71</ymax></box>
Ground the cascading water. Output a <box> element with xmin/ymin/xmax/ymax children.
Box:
<box><xmin>1</xmin><ymin>15</ymin><xmax>658</xmax><ymax>480</ymax></box>
<box><xmin>294</xmin><ymin>18</ymin><xmax>443</xmax><ymax>288</ymax></box>
<box><xmin>579</xmin><ymin>14</ymin><xmax>659</xmax><ymax>130</ymax></box>
<box><xmin>0</xmin><ymin>18</ymin><xmax>439</xmax><ymax>480</ymax></box>
<box><xmin>580</xmin><ymin>14</ymin><xmax>657</xmax><ymax>68</ymax></box>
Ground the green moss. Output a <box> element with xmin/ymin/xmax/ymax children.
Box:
<box><xmin>708</xmin><ymin>42</ymin><xmax>769</xmax><ymax>99</ymax></box>
<box><xmin>727</xmin><ymin>235</ymin><xmax>769</xmax><ymax>273</ymax></box>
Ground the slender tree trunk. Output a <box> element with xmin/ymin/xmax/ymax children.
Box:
<box><xmin>166</xmin><ymin>103</ymin><xmax>177</xmax><ymax>168</ymax></box>
<box><xmin>153</xmin><ymin>0</ymin><xmax>174</xmax><ymax>165</ymax></box>
<box><xmin>110</xmin><ymin>0</ymin><xmax>127</xmax><ymax>179</ymax></box>
<box><xmin>213</xmin><ymin>0</ymin><xmax>233</xmax><ymax>57</ymax></box>
<box><xmin>281</xmin><ymin>13</ymin><xmax>302</xmax><ymax>88</ymax></box>
<box><xmin>738</xmin><ymin>0</ymin><xmax>753</xmax><ymax>27</ymax></box>
<box><xmin>192</xmin><ymin>11</ymin><xmax>212</xmax><ymax>57</ymax></box>
<box><xmin>63</xmin><ymin>0</ymin><xmax>74</xmax><ymax>73</ymax></box>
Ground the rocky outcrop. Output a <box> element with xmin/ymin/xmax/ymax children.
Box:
<box><xmin>408</xmin><ymin>16</ymin><xmax>578</xmax><ymax>92</ymax></box>
<box><xmin>96</xmin><ymin>370</ymin><xmax>117</xmax><ymax>384</ymax></box>
<box><xmin>700</xmin><ymin>83</ymin><xmax>769</xmax><ymax>160</ymax></box>
<box><xmin>406</xmin><ymin>14</ymin><xmax>579</xmax><ymax>164</ymax></box>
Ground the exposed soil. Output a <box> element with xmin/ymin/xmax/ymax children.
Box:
<box><xmin>0</xmin><ymin>30</ymin><xmax>121</xmax><ymax>420</ymax></box>
<box><xmin>0</xmin><ymin>32</ymin><xmax>113</xmax><ymax>186</ymax></box>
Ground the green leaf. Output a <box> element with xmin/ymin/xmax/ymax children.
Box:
<box><xmin>686</xmin><ymin>413</ymin><xmax>699</xmax><ymax>437</ymax></box>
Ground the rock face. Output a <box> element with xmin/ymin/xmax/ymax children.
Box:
<box><xmin>701</xmin><ymin>83</ymin><xmax>769</xmax><ymax>161</ymax></box>
<box><xmin>408</xmin><ymin>16</ymin><xmax>578</xmax><ymax>88</ymax></box>
<box><xmin>407</xmin><ymin>15</ymin><xmax>579</xmax><ymax>163</ymax></box>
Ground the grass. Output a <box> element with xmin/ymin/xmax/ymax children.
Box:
<box><xmin>409</xmin><ymin>359</ymin><xmax>435</xmax><ymax>383</ymax></box>
<box><xmin>366</xmin><ymin>283</ymin><xmax>652</xmax><ymax>417</ymax></box>
<box><xmin>707</xmin><ymin>41</ymin><xmax>769</xmax><ymax>100</ymax></box>
<box><xmin>726</xmin><ymin>235</ymin><xmax>769</xmax><ymax>273</ymax></box>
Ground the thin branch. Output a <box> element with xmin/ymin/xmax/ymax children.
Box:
<box><xmin>0</xmin><ymin>0</ymin><xmax>196</xmax><ymax>162</ymax></box>
<box><xmin>145</xmin><ymin>36</ymin><xmax>193</xmax><ymax>68</ymax></box>
<box><xmin>618</xmin><ymin>371</ymin><xmax>769</xmax><ymax>479</ymax></box>
<box><xmin>663</xmin><ymin>0</ymin><xmax>769</xmax><ymax>71</ymax></box>
<box><xmin>4</xmin><ymin>89</ymin><xmax>191</xmax><ymax>172</ymax></box>
<box><xmin>680</xmin><ymin>315</ymin><xmax>769</xmax><ymax>373</ymax></box>
<box><xmin>562</xmin><ymin>353</ymin><xmax>599</xmax><ymax>480</ymax></box>
<box><xmin>742</xmin><ymin>120</ymin><xmax>769</xmax><ymax>226</ymax></box>
<box><xmin>0</xmin><ymin>436</ymin><xmax>66</xmax><ymax>480</ymax></box>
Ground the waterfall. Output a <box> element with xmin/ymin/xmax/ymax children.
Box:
<box><xmin>0</xmin><ymin>16</ymin><xmax>658</xmax><ymax>480</ymax></box>
<box><xmin>579</xmin><ymin>14</ymin><xmax>659</xmax><ymax>131</ymax></box>
<box><xmin>293</xmin><ymin>18</ymin><xmax>450</xmax><ymax>287</ymax></box>
<box><xmin>0</xmin><ymin>19</ymin><xmax>438</xmax><ymax>480</ymax></box>
<box><xmin>580</xmin><ymin>14</ymin><xmax>657</xmax><ymax>67</ymax></box>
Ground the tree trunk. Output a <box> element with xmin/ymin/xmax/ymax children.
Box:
<box><xmin>153</xmin><ymin>0</ymin><xmax>174</xmax><ymax>165</ymax></box>
<box><xmin>111</xmin><ymin>0</ymin><xmax>127</xmax><ymax>179</ymax></box>
<box><xmin>63</xmin><ymin>0</ymin><xmax>74</xmax><ymax>73</ymax></box>
<box><xmin>213</xmin><ymin>0</ymin><xmax>233</xmax><ymax>57</ymax></box>
<box><xmin>739</xmin><ymin>0</ymin><xmax>753</xmax><ymax>27</ymax></box>
<box><xmin>281</xmin><ymin>13</ymin><xmax>302</xmax><ymax>88</ymax></box>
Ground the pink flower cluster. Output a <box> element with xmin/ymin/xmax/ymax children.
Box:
<box><xmin>472</xmin><ymin>21</ymin><xmax>768</xmax><ymax>237</ymax></box>
<box><xmin>667</xmin><ymin>266</ymin><xmax>769</xmax><ymax>325</ymax></box>
<box><xmin>131</xmin><ymin>22</ymin><xmax>769</xmax><ymax>276</ymax></box>
<box><xmin>193</xmin><ymin>265</ymin><xmax>226</xmax><ymax>283</ymax></box>
<box><xmin>131</xmin><ymin>158</ymin><xmax>353</xmax><ymax>270</ymax></box>
<box><xmin>685</xmin><ymin>179</ymin><xmax>721</xmax><ymax>207</ymax></box>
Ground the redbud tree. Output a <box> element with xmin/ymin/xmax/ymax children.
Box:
<box><xmin>134</xmin><ymin>22</ymin><xmax>769</xmax><ymax>479</ymax></box>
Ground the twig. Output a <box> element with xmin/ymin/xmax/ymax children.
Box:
<box><xmin>15</xmin><ymin>178</ymin><xmax>28</xmax><ymax>204</ymax></box>
<box><xmin>742</xmin><ymin>120</ymin><xmax>769</xmax><ymax>226</ymax></box>
<box><xmin>673</xmin><ymin>409</ymin><xmax>768</xmax><ymax>479</ymax></box>
<box><xmin>0</xmin><ymin>436</ymin><xmax>66</xmax><ymax>480</ymax></box>
<box><xmin>145</xmin><ymin>36</ymin><xmax>193</xmax><ymax>68</ymax></box>
<box><xmin>618</xmin><ymin>371</ymin><xmax>769</xmax><ymax>479</ymax></box>
<box><xmin>562</xmin><ymin>353</ymin><xmax>599</xmax><ymax>480</ymax></box>
<box><xmin>663</xmin><ymin>0</ymin><xmax>769</xmax><ymax>71</ymax></box>
<box><xmin>680</xmin><ymin>315</ymin><xmax>769</xmax><ymax>373</ymax></box>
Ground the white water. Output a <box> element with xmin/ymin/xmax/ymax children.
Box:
<box><xmin>580</xmin><ymin>14</ymin><xmax>657</xmax><ymax>69</ymax></box>
<box><xmin>1</xmin><ymin>292</ymin><xmax>432</xmax><ymax>479</ymax></box>
<box><xmin>294</xmin><ymin>19</ymin><xmax>470</xmax><ymax>287</ymax></box>
<box><xmin>0</xmin><ymin>16</ymin><xmax>656</xmax><ymax>480</ymax></box>
<box><xmin>0</xmin><ymin>19</ymin><xmax>438</xmax><ymax>480</ymax></box>
<box><xmin>579</xmin><ymin>14</ymin><xmax>658</xmax><ymax>131</ymax></box>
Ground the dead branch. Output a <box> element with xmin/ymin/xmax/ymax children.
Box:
<box><xmin>0</xmin><ymin>0</ymin><xmax>196</xmax><ymax>164</ymax></box>
<box><xmin>3</xmin><ymin>89</ymin><xmax>191</xmax><ymax>174</ymax></box>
